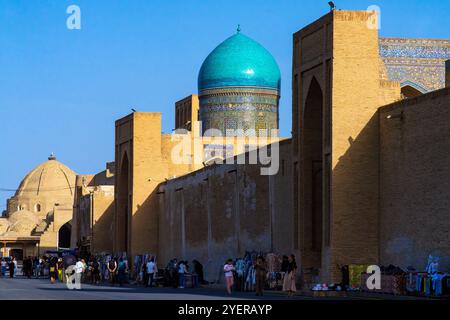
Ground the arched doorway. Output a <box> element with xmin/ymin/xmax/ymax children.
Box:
<box><xmin>58</xmin><ymin>223</ymin><xmax>72</xmax><ymax>249</ymax></box>
<box><xmin>301</xmin><ymin>77</ymin><xmax>324</xmax><ymax>277</ymax></box>
<box><xmin>401</xmin><ymin>85</ymin><xmax>423</xmax><ymax>98</ymax></box>
<box><xmin>401</xmin><ymin>81</ymin><xmax>427</xmax><ymax>98</ymax></box>
<box><xmin>117</xmin><ymin>153</ymin><xmax>130</xmax><ymax>253</ymax></box>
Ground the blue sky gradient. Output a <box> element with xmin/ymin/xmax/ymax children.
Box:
<box><xmin>1</xmin><ymin>0</ymin><xmax>449</xmax><ymax>209</ymax></box>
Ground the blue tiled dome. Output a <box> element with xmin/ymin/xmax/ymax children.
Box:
<box><xmin>198</xmin><ymin>32</ymin><xmax>281</xmax><ymax>92</ymax></box>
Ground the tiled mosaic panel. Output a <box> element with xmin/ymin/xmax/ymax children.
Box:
<box><xmin>379</xmin><ymin>38</ymin><xmax>450</xmax><ymax>91</ymax></box>
<box><xmin>200</xmin><ymin>109</ymin><xmax>277</xmax><ymax>136</ymax></box>
<box><xmin>199</xmin><ymin>87</ymin><xmax>279</xmax><ymax>136</ymax></box>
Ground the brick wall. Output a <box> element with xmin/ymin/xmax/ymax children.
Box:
<box><xmin>157</xmin><ymin>140</ymin><xmax>294</xmax><ymax>282</ymax></box>
<box><xmin>379</xmin><ymin>87</ymin><xmax>450</xmax><ymax>271</ymax></box>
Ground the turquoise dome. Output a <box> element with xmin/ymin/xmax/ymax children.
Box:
<box><xmin>198</xmin><ymin>32</ymin><xmax>281</xmax><ymax>91</ymax></box>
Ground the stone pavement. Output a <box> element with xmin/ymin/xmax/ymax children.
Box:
<box><xmin>0</xmin><ymin>277</ymin><xmax>435</xmax><ymax>300</ymax></box>
<box><xmin>0</xmin><ymin>277</ymin><xmax>308</xmax><ymax>300</ymax></box>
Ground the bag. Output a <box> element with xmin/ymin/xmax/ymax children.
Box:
<box><xmin>109</xmin><ymin>261</ymin><xmax>116</xmax><ymax>270</ymax></box>
<box><xmin>50</xmin><ymin>267</ymin><xmax>55</xmax><ymax>272</ymax></box>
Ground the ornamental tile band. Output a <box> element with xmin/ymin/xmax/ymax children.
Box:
<box><xmin>380</xmin><ymin>38</ymin><xmax>450</xmax><ymax>91</ymax></box>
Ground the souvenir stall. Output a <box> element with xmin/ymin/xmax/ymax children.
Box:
<box><xmin>232</xmin><ymin>251</ymin><xmax>284</xmax><ymax>292</ymax></box>
<box><xmin>399</xmin><ymin>256</ymin><xmax>450</xmax><ymax>297</ymax></box>
<box><xmin>358</xmin><ymin>255</ymin><xmax>450</xmax><ymax>297</ymax></box>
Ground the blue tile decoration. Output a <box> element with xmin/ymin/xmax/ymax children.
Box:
<box><xmin>379</xmin><ymin>38</ymin><xmax>450</xmax><ymax>92</ymax></box>
<box><xmin>198</xmin><ymin>32</ymin><xmax>280</xmax><ymax>136</ymax></box>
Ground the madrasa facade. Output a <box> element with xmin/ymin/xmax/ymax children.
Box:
<box><xmin>2</xmin><ymin>9</ymin><xmax>449</xmax><ymax>285</ymax></box>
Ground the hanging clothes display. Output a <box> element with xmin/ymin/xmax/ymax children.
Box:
<box><xmin>265</xmin><ymin>253</ymin><xmax>281</xmax><ymax>273</ymax></box>
<box><xmin>245</xmin><ymin>265</ymin><xmax>256</xmax><ymax>291</ymax></box>
<box><xmin>234</xmin><ymin>258</ymin><xmax>246</xmax><ymax>292</ymax></box>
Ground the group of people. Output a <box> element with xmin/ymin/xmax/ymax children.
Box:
<box><xmin>65</xmin><ymin>255</ymin><xmax>130</xmax><ymax>287</ymax></box>
<box><xmin>223</xmin><ymin>254</ymin><xmax>298</xmax><ymax>297</ymax></box>
<box><xmin>106</xmin><ymin>257</ymin><xmax>130</xmax><ymax>286</ymax></box>
<box><xmin>2</xmin><ymin>252</ymin><xmax>299</xmax><ymax>298</ymax></box>
<box><xmin>0</xmin><ymin>257</ymin><xmax>17</xmax><ymax>278</ymax></box>
<box><xmin>139</xmin><ymin>258</ymin><xmax>157</xmax><ymax>287</ymax></box>
<box><xmin>165</xmin><ymin>258</ymin><xmax>205</xmax><ymax>289</ymax></box>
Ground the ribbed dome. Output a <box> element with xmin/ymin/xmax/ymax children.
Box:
<box><xmin>15</xmin><ymin>156</ymin><xmax>76</xmax><ymax>198</ymax></box>
<box><xmin>7</xmin><ymin>210</ymin><xmax>41</xmax><ymax>234</ymax></box>
<box><xmin>198</xmin><ymin>32</ymin><xmax>281</xmax><ymax>91</ymax></box>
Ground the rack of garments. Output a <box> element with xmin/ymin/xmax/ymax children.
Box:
<box><xmin>245</xmin><ymin>265</ymin><xmax>256</xmax><ymax>291</ymax></box>
<box><xmin>234</xmin><ymin>258</ymin><xmax>246</xmax><ymax>291</ymax></box>
<box><xmin>265</xmin><ymin>253</ymin><xmax>282</xmax><ymax>290</ymax></box>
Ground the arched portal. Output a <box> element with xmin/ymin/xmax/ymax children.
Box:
<box><xmin>401</xmin><ymin>81</ymin><xmax>427</xmax><ymax>98</ymax></box>
<box><xmin>58</xmin><ymin>223</ymin><xmax>72</xmax><ymax>249</ymax></box>
<box><xmin>401</xmin><ymin>85</ymin><xmax>423</xmax><ymax>98</ymax></box>
<box><xmin>117</xmin><ymin>153</ymin><xmax>130</xmax><ymax>253</ymax></box>
<box><xmin>301</xmin><ymin>77</ymin><xmax>324</xmax><ymax>274</ymax></box>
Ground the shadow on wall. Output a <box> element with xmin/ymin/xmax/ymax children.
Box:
<box><xmin>329</xmin><ymin>112</ymin><xmax>380</xmax><ymax>281</ymax></box>
<box><xmin>131</xmin><ymin>188</ymin><xmax>160</xmax><ymax>258</ymax></box>
<box><xmin>330</xmin><ymin>104</ymin><xmax>450</xmax><ymax>276</ymax></box>
<box><xmin>92</xmin><ymin>202</ymin><xmax>114</xmax><ymax>254</ymax></box>
<box><xmin>378</xmin><ymin>92</ymin><xmax>450</xmax><ymax>272</ymax></box>
<box><xmin>152</xmin><ymin>155</ymin><xmax>294</xmax><ymax>284</ymax></box>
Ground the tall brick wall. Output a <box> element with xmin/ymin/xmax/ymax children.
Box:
<box><xmin>379</xmin><ymin>87</ymin><xmax>450</xmax><ymax>271</ymax></box>
<box><xmin>175</xmin><ymin>95</ymin><xmax>199</xmax><ymax>131</ymax></box>
<box><xmin>293</xmin><ymin>11</ymin><xmax>401</xmax><ymax>283</ymax></box>
<box><xmin>158</xmin><ymin>140</ymin><xmax>294</xmax><ymax>282</ymax></box>
<box><xmin>293</xmin><ymin>12</ymin><xmax>332</xmax><ymax>285</ymax></box>
<box><xmin>114</xmin><ymin>113</ymin><xmax>169</xmax><ymax>257</ymax></box>
<box><xmin>329</xmin><ymin>10</ymin><xmax>384</xmax><ymax>282</ymax></box>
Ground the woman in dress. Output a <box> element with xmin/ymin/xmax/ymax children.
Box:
<box><xmin>57</xmin><ymin>258</ymin><xmax>64</xmax><ymax>282</ymax></box>
<box><xmin>283</xmin><ymin>254</ymin><xmax>297</xmax><ymax>297</ymax></box>
<box><xmin>49</xmin><ymin>257</ymin><xmax>58</xmax><ymax>284</ymax></box>
<box><xmin>224</xmin><ymin>259</ymin><xmax>235</xmax><ymax>295</ymax></box>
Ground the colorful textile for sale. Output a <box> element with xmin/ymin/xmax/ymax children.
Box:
<box><xmin>361</xmin><ymin>273</ymin><xmax>406</xmax><ymax>295</ymax></box>
<box><xmin>349</xmin><ymin>264</ymin><xmax>369</xmax><ymax>288</ymax></box>
<box><xmin>265</xmin><ymin>253</ymin><xmax>281</xmax><ymax>273</ymax></box>
<box><xmin>405</xmin><ymin>273</ymin><xmax>418</xmax><ymax>293</ymax></box>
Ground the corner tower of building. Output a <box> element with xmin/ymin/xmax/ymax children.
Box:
<box><xmin>198</xmin><ymin>29</ymin><xmax>281</xmax><ymax>136</ymax></box>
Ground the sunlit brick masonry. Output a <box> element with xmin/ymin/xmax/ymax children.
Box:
<box><xmin>1</xmin><ymin>8</ymin><xmax>449</xmax><ymax>296</ymax></box>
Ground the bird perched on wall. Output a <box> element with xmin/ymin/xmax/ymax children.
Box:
<box><xmin>328</xmin><ymin>1</ymin><xmax>336</xmax><ymax>11</ymax></box>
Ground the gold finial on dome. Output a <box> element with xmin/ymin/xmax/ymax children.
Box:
<box><xmin>237</xmin><ymin>24</ymin><xmax>241</xmax><ymax>33</ymax></box>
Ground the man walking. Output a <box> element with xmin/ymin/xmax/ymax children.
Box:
<box><xmin>146</xmin><ymin>258</ymin><xmax>157</xmax><ymax>288</ymax></box>
<box><xmin>74</xmin><ymin>259</ymin><xmax>84</xmax><ymax>290</ymax></box>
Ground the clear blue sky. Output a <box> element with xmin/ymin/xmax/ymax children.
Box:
<box><xmin>0</xmin><ymin>0</ymin><xmax>449</xmax><ymax>210</ymax></box>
